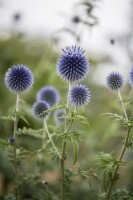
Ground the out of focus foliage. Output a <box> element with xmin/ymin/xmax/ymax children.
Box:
<box><xmin>0</xmin><ymin>33</ymin><xmax>133</xmax><ymax>200</ymax></box>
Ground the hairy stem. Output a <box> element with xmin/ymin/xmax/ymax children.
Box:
<box><xmin>106</xmin><ymin>127</ymin><xmax>131</xmax><ymax>198</ymax></box>
<box><xmin>44</xmin><ymin>120</ymin><xmax>61</xmax><ymax>159</ymax></box>
<box><xmin>106</xmin><ymin>92</ymin><xmax>130</xmax><ymax>198</ymax></box>
<box><xmin>61</xmin><ymin>118</ymin><xmax>74</xmax><ymax>200</ymax></box>
<box><xmin>13</xmin><ymin>93</ymin><xmax>21</xmax><ymax>200</ymax></box>
<box><xmin>61</xmin><ymin>82</ymin><xmax>72</xmax><ymax>200</ymax></box>
<box><xmin>118</xmin><ymin>91</ymin><xmax>128</xmax><ymax>121</ymax></box>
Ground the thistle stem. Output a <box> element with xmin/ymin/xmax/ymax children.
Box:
<box><xmin>106</xmin><ymin>127</ymin><xmax>131</xmax><ymax>198</ymax></box>
<box><xmin>61</xmin><ymin>119</ymin><xmax>74</xmax><ymax>200</ymax></box>
<box><xmin>44</xmin><ymin>120</ymin><xmax>61</xmax><ymax>159</ymax></box>
<box><xmin>13</xmin><ymin>93</ymin><xmax>21</xmax><ymax>200</ymax></box>
<box><xmin>118</xmin><ymin>91</ymin><xmax>128</xmax><ymax>121</ymax></box>
<box><xmin>61</xmin><ymin>82</ymin><xmax>73</xmax><ymax>200</ymax></box>
<box><xmin>106</xmin><ymin>92</ymin><xmax>130</xmax><ymax>198</ymax></box>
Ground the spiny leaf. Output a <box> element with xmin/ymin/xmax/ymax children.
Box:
<box><xmin>73</xmin><ymin>114</ymin><xmax>90</xmax><ymax>127</ymax></box>
<box><xmin>0</xmin><ymin>115</ymin><xmax>14</xmax><ymax>121</ymax></box>
<box><xmin>17</xmin><ymin>127</ymin><xmax>43</xmax><ymax>139</ymax></box>
<box><xmin>17</xmin><ymin>111</ymin><xmax>30</xmax><ymax>126</ymax></box>
<box><xmin>102</xmin><ymin>112</ymin><xmax>126</xmax><ymax>122</ymax></box>
<box><xmin>98</xmin><ymin>153</ymin><xmax>125</xmax><ymax>185</ymax></box>
<box><xmin>0</xmin><ymin>139</ymin><xmax>10</xmax><ymax>149</ymax></box>
<box><xmin>71</xmin><ymin>138</ymin><xmax>79</xmax><ymax>164</ymax></box>
<box><xmin>40</xmin><ymin>103</ymin><xmax>66</xmax><ymax>116</ymax></box>
<box><xmin>66</xmin><ymin>133</ymin><xmax>79</xmax><ymax>164</ymax></box>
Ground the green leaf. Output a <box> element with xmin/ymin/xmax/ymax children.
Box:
<box><xmin>17</xmin><ymin>111</ymin><xmax>30</xmax><ymax>126</ymax></box>
<box><xmin>98</xmin><ymin>153</ymin><xmax>125</xmax><ymax>187</ymax></box>
<box><xmin>0</xmin><ymin>115</ymin><xmax>14</xmax><ymax>121</ymax></box>
<box><xmin>17</xmin><ymin>127</ymin><xmax>43</xmax><ymax>139</ymax></box>
<box><xmin>73</xmin><ymin>114</ymin><xmax>90</xmax><ymax>127</ymax></box>
<box><xmin>41</xmin><ymin>103</ymin><xmax>66</xmax><ymax>116</ymax></box>
<box><xmin>102</xmin><ymin>112</ymin><xmax>126</xmax><ymax>123</ymax></box>
<box><xmin>70</xmin><ymin>137</ymin><xmax>79</xmax><ymax>164</ymax></box>
<box><xmin>0</xmin><ymin>139</ymin><xmax>10</xmax><ymax>149</ymax></box>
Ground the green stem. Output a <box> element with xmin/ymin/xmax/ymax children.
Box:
<box><xmin>106</xmin><ymin>92</ymin><xmax>130</xmax><ymax>198</ymax></box>
<box><xmin>106</xmin><ymin>127</ymin><xmax>131</xmax><ymax>198</ymax></box>
<box><xmin>13</xmin><ymin>93</ymin><xmax>21</xmax><ymax>200</ymax></box>
<box><xmin>61</xmin><ymin>119</ymin><xmax>74</xmax><ymax>200</ymax></box>
<box><xmin>118</xmin><ymin>91</ymin><xmax>128</xmax><ymax>121</ymax></box>
<box><xmin>61</xmin><ymin>140</ymin><xmax>67</xmax><ymax>200</ymax></box>
<box><xmin>61</xmin><ymin>82</ymin><xmax>73</xmax><ymax>200</ymax></box>
<box><xmin>44</xmin><ymin>120</ymin><xmax>61</xmax><ymax>159</ymax></box>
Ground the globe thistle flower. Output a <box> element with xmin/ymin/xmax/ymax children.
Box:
<box><xmin>8</xmin><ymin>136</ymin><xmax>15</xmax><ymax>144</ymax></box>
<box><xmin>36</xmin><ymin>86</ymin><xmax>60</xmax><ymax>107</ymax></box>
<box><xmin>4</xmin><ymin>64</ymin><xmax>34</xmax><ymax>93</ymax></box>
<box><xmin>54</xmin><ymin>109</ymin><xmax>66</xmax><ymax>124</ymax></box>
<box><xmin>69</xmin><ymin>84</ymin><xmax>91</xmax><ymax>107</ymax></box>
<box><xmin>106</xmin><ymin>71</ymin><xmax>124</xmax><ymax>91</ymax></box>
<box><xmin>57</xmin><ymin>46</ymin><xmax>89</xmax><ymax>82</ymax></box>
<box><xmin>129</xmin><ymin>67</ymin><xmax>133</xmax><ymax>87</ymax></box>
<box><xmin>32</xmin><ymin>101</ymin><xmax>50</xmax><ymax>119</ymax></box>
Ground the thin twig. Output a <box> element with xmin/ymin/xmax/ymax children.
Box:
<box><xmin>44</xmin><ymin>120</ymin><xmax>61</xmax><ymax>159</ymax></box>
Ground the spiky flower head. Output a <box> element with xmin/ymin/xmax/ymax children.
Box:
<box><xmin>129</xmin><ymin>67</ymin><xmax>133</xmax><ymax>87</ymax></box>
<box><xmin>54</xmin><ymin>109</ymin><xmax>66</xmax><ymax>124</ymax></box>
<box><xmin>8</xmin><ymin>136</ymin><xmax>15</xmax><ymax>144</ymax></box>
<box><xmin>69</xmin><ymin>84</ymin><xmax>91</xmax><ymax>107</ymax></box>
<box><xmin>4</xmin><ymin>64</ymin><xmax>34</xmax><ymax>93</ymax></box>
<box><xmin>36</xmin><ymin>86</ymin><xmax>60</xmax><ymax>107</ymax></box>
<box><xmin>32</xmin><ymin>101</ymin><xmax>50</xmax><ymax>119</ymax></box>
<box><xmin>106</xmin><ymin>71</ymin><xmax>124</xmax><ymax>91</ymax></box>
<box><xmin>57</xmin><ymin>46</ymin><xmax>89</xmax><ymax>82</ymax></box>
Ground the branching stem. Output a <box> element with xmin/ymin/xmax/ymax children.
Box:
<box><xmin>44</xmin><ymin>120</ymin><xmax>61</xmax><ymax>159</ymax></box>
<box><xmin>118</xmin><ymin>91</ymin><xmax>128</xmax><ymax>121</ymax></box>
<box><xmin>106</xmin><ymin>92</ymin><xmax>131</xmax><ymax>198</ymax></box>
<box><xmin>13</xmin><ymin>93</ymin><xmax>21</xmax><ymax>200</ymax></box>
<box><xmin>106</xmin><ymin>127</ymin><xmax>131</xmax><ymax>198</ymax></box>
<box><xmin>61</xmin><ymin>82</ymin><xmax>73</xmax><ymax>200</ymax></box>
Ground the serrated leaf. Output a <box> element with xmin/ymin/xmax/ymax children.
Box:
<box><xmin>17</xmin><ymin>127</ymin><xmax>43</xmax><ymax>139</ymax></box>
<box><xmin>0</xmin><ymin>139</ymin><xmax>9</xmax><ymax>149</ymax></box>
<box><xmin>74</xmin><ymin>114</ymin><xmax>90</xmax><ymax>127</ymax></box>
<box><xmin>102</xmin><ymin>112</ymin><xmax>126</xmax><ymax>122</ymax></box>
<box><xmin>40</xmin><ymin>103</ymin><xmax>66</xmax><ymax>116</ymax></box>
<box><xmin>0</xmin><ymin>115</ymin><xmax>14</xmax><ymax>121</ymax></box>
<box><xmin>70</xmin><ymin>138</ymin><xmax>79</xmax><ymax>164</ymax></box>
<box><xmin>17</xmin><ymin>112</ymin><xmax>30</xmax><ymax>126</ymax></box>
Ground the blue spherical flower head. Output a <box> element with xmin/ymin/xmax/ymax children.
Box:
<box><xmin>8</xmin><ymin>136</ymin><xmax>15</xmax><ymax>144</ymax></box>
<box><xmin>54</xmin><ymin>109</ymin><xmax>66</xmax><ymax>124</ymax></box>
<box><xmin>4</xmin><ymin>64</ymin><xmax>34</xmax><ymax>93</ymax></box>
<box><xmin>129</xmin><ymin>67</ymin><xmax>133</xmax><ymax>87</ymax></box>
<box><xmin>106</xmin><ymin>71</ymin><xmax>124</xmax><ymax>91</ymax></box>
<box><xmin>57</xmin><ymin>46</ymin><xmax>89</xmax><ymax>82</ymax></box>
<box><xmin>69</xmin><ymin>84</ymin><xmax>91</xmax><ymax>107</ymax></box>
<box><xmin>36</xmin><ymin>86</ymin><xmax>60</xmax><ymax>107</ymax></box>
<box><xmin>32</xmin><ymin>101</ymin><xmax>50</xmax><ymax>119</ymax></box>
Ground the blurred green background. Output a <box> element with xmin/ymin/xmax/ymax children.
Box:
<box><xmin>0</xmin><ymin>33</ymin><xmax>132</xmax><ymax>200</ymax></box>
<box><xmin>0</xmin><ymin>0</ymin><xmax>133</xmax><ymax>199</ymax></box>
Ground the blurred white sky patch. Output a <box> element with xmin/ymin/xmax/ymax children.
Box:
<box><xmin>0</xmin><ymin>0</ymin><xmax>132</xmax><ymax>85</ymax></box>
<box><xmin>0</xmin><ymin>0</ymin><xmax>77</xmax><ymax>34</ymax></box>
